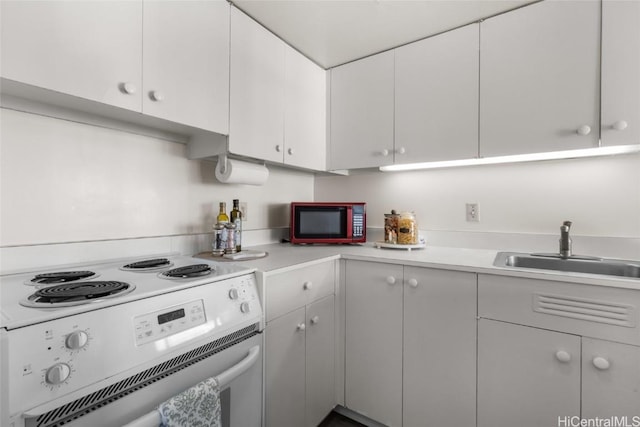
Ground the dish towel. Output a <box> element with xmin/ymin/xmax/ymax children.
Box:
<box><xmin>158</xmin><ymin>377</ymin><xmax>221</xmax><ymax>427</ymax></box>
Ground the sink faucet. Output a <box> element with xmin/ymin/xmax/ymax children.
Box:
<box><xmin>559</xmin><ymin>221</ymin><xmax>572</xmax><ymax>259</ymax></box>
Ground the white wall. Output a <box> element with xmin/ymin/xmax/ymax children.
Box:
<box><xmin>315</xmin><ymin>154</ymin><xmax>640</xmax><ymax>239</ymax></box>
<box><xmin>0</xmin><ymin>108</ymin><xmax>314</xmax><ymax>247</ymax></box>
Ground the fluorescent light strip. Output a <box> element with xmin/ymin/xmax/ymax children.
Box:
<box><xmin>379</xmin><ymin>145</ymin><xmax>640</xmax><ymax>172</ymax></box>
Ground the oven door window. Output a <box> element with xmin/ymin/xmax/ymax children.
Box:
<box><xmin>295</xmin><ymin>207</ymin><xmax>347</xmax><ymax>238</ymax></box>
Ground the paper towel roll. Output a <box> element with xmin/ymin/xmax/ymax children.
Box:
<box><xmin>215</xmin><ymin>156</ymin><xmax>269</xmax><ymax>185</ymax></box>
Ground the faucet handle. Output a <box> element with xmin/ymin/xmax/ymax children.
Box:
<box><xmin>562</xmin><ymin>221</ymin><xmax>572</xmax><ymax>230</ymax></box>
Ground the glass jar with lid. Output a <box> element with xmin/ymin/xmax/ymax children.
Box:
<box><xmin>397</xmin><ymin>211</ymin><xmax>418</xmax><ymax>245</ymax></box>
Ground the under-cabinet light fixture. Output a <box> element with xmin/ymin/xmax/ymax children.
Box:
<box><xmin>379</xmin><ymin>144</ymin><xmax>640</xmax><ymax>172</ymax></box>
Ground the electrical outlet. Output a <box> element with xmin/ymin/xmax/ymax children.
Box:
<box><xmin>240</xmin><ymin>202</ymin><xmax>248</xmax><ymax>221</ymax></box>
<box><xmin>466</xmin><ymin>203</ymin><xmax>479</xmax><ymax>222</ymax></box>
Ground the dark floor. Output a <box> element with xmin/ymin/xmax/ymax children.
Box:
<box><xmin>318</xmin><ymin>411</ymin><xmax>367</xmax><ymax>427</ymax></box>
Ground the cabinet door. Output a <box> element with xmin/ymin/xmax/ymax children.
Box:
<box><xmin>582</xmin><ymin>338</ymin><xmax>640</xmax><ymax>418</ymax></box>
<box><xmin>345</xmin><ymin>260</ymin><xmax>403</xmax><ymax>427</ymax></box>
<box><xmin>480</xmin><ymin>1</ymin><xmax>600</xmax><ymax>156</ymax></box>
<box><xmin>0</xmin><ymin>0</ymin><xmax>142</xmax><ymax>111</ymax></box>
<box><xmin>330</xmin><ymin>51</ymin><xmax>395</xmax><ymax>170</ymax></box>
<box><xmin>265</xmin><ymin>307</ymin><xmax>306</xmax><ymax>427</ymax></box>
<box><xmin>601</xmin><ymin>0</ymin><xmax>640</xmax><ymax>146</ymax></box>
<box><xmin>478</xmin><ymin>319</ymin><xmax>581</xmax><ymax>427</ymax></box>
<box><xmin>395</xmin><ymin>24</ymin><xmax>479</xmax><ymax>163</ymax></box>
<box><xmin>403</xmin><ymin>267</ymin><xmax>476</xmax><ymax>427</ymax></box>
<box><xmin>306</xmin><ymin>295</ymin><xmax>336</xmax><ymax>427</ymax></box>
<box><xmin>142</xmin><ymin>0</ymin><xmax>229</xmax><ymax>133</ymax></box>
<box><xmin>285</xmin><ymin>47</ymin><xmax>327</xmax><ymax>171</ymax></box>
<box><xmin>229</xmin><ymin>7</ymin><xmax>285</xmax><ymax>163</ymax></box>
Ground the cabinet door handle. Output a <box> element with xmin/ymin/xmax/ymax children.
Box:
<box><xmin>612</xmin><ymin>120</ymin><xmax>628</xmax><ymax>131</ymax></box>
<box><xmin>381</xmin><ymin>149</ymin><xmax>390</xmax><ymax>157</ymax></box>
<box><xmin>297</xmin><ymin>323</ymin><xmax>306</xmax><ymax>331</ymax></box>
<box><xmin>407</xmin><ymin>278</ymin><xmax>418</xmax><ymax>288</ymax></box>
<box><xmin>555</xmin><ymin>350</ymin><xmax>572</xmax><ymax>363</ymax></box>
<box><xmin>287</xmin><ymin>147</ymin><xmax>294</xmax><ymax>156</ymax></box>
<box><xmin>386</xmin><ymin>276</ymin><xmax>396</xmax><ymax>285</ymax></box>
<box><xmin>303</xmin><ymin>281</ymin><xmax>313</xmax><ymax>290</ymax></box>
<box><xmin>310</xmin><ymin>316</ymin><xmax>319</xmax><ymax>324</ymax></box>
<box><xmin>275</xmin><ymin>145</ymin><xmax>282</xmax><ymax>152</ymax></box>
<box><xmin>396</xmin><ymin>147</ymin><xmax>406</xmax><ymax>155</ymax></box>
<box><xmin>119</xmin><ymin>82</ymin><xmax>137</xmax><ymax>95</ymax></box>
<box><xmin>149</xmin><ymin>90</ymin><xmax>164</xmax><ymax>102</ymax></box>
<box><xmin>593</xmin><ymin>356</ymin><xmax>611</xmax><ymax>370</ymax></box>
<box><xmin>577</xmin><ymin>125</ymin><xmax>591</xmax><ymax>136</ymax></box>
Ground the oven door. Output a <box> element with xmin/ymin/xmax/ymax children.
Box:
<box><xmin>21</xmin><ymin>333</ymin><xmax>262</xmax><ymax>427</ymax></box>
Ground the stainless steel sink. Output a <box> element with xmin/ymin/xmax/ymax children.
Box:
<box><xmin>493</xmin><ymin>252</ymin><xmax>640</xmax><ymax>279</ymax></box>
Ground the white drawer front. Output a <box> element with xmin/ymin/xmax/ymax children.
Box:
<box><xmin>266</xmin><ymin>261</ymin><xmax>335</xmax><ymax>322</ymax></box>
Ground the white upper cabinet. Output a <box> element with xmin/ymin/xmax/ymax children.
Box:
<box><xmin>479</xmin><ymin>0</ymin><xmax>601</xmax><ymax>157</ymax></box>
<box><xmin>601</xmin><ymin>0</ymin><xmax>640</xmax><ymax>146</ymax></box>
<box><xmin>142</xmin><ymin>0</ymin><xmax>229</xmax><ymax>133</ymax></box>
<box><xmin>230</xmin><ymin>7</ymin><xmax>285</xmax><ymax>164</ymax></box>
<box><xmin>230</xmin><ymin>7</ymin><xmax>326</xmax><ymax>170</ymax></box>
<box><xmin>284</xmin><ymin>48</ymin><xmax>327</xmax><ymax>171</ymax></box>
<box><xmin>1</xmin><ymin>0</ymin><xmax>230</xmax><ymax>135</ymax></box>
<box><xmin>1</xmin><ymin>1</ymin><xmax>143</xmax><ymax>112</ymax></box>
<box><xmin>330</xmin><ymin>51</ymin><xmax>395</xmax><ymax>170</ymax></box>
<box><xmin>395</xmin><ymin>24</ymin><xmax>479</xmax><ymax>163</ymax></box>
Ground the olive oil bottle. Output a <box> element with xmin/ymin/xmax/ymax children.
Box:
<box><xmin>230</xmin><ymin>199</ymin><xmax>242</xmax><ymax>251</ymax></box>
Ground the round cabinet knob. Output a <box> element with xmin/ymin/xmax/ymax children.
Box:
<box><xmin>407</xmin><ymin>278</ymin><xmax>418</xmax><ymax>288</ymax></box>
<box><xmin>303</xmin><ymin>281</ymin><xmax>313</xmax><ymax>290</ymax></box>
<box><xmin>228</xmin><ymin>288</ymin><xmax>239</xmax><ymax>300</ymax></box>
<box><xmin>593</xmin><ymin>356</ymin><xmax>611</xmax><ymax>370</ymax></box>
<box><xmin>396</xmin><ymin>147</ymin><xmax>406</xmax><ymax>155</ymax></box>
<box><xmin>287</xmin><ymin>148</ymin><xmax>294</xmax><ymax>156</ymax></box>
<box><xmin>45</xmin><ymin>363</ymin><xmax>71</xmax><ymax>385</ymax></box>
<box><xmin>119</xmin><ymin>82</ymin><xmax>137</xmax><ymax>95</ymax></box>
<box><xmin>555</xmin><ymin>350</ymin><xmax>572</xmax><ymax>363</ymax></box>
<box><xmin>613</xmin><ymin>120</ymin><xmax>628</xmax><ymax>131</ymax></box>
<box><xmin>381</xmin><ymin>149</ymin><xmax>390</xmax><ymax>157</ymax></box>
<box><xmin>577</xmin><ymin>125</ymin><xmax>592</xmax><ymax>136</ymax></box>
<box><xmin>275</xmin><ymin>145</ymin><xmax>282</xmax><ymax>152</ymax></box>
<box><xmin>240</xmin><ymin>302</ymin><xmax>250</xmax><ymax>313</ymax></box>
<box><xmin>310</xmin><ymin>316</ymin><xmax>320</xmax><ymax>324</ymax></box>
<box><xmin>297</xmin><ymin>323</ymin><xmax>306</xmax><ymax>331</ymax></box>
<box><xmin>65</xmin><ymin>330</ymin><xmax>89</xmax><ymax>350</ymax></box>
<box><xmin>386</xmin><ymin>276</ymin><xmax>396</xmax><ymax>285</ymax></box>
<box><xmin>149</xmin><ymin>90</ymin><xmax>164</xmax><ymax>102</ymax></box>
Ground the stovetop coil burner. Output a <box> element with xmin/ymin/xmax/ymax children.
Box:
<box><xmin>161</xmin><ymin>264</ymin><xmax>213</xmax><ymax>279</ymax></box>
<box><xmin>26</xmin><ymin>271</ymin><xmax>98</xmax><ymax>286</ymax></box>
<box><xmin>20</xmin><ymin>281</ymin><xmax>135</xmax><ymax>307</ymax></box>
<box><xmin>121</xmin><ymin>258</ymin><xmax>173</xmax><ymax>271</ymax></box>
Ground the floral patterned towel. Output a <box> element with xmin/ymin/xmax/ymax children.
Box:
<box><xmin>159</xmin><ymin>377</ymin><xmax>221</xmax><ymax>427</ymax></box>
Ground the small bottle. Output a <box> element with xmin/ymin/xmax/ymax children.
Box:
<box><xmin>217</xmin><ymin>202</ymin><xmax>229</xmax><ymax>224</ymax></box>
<box><xmin>230</xmin><ymin>199</ymin><xmax>242</xmax><ymax>252</ymax></box>
<box><xmin>224</xmin><ymin>222</ymin><xmax>237</xmax><ymax>254</ymax></box>
<box><xmin>212</xmin><ymin>223</ymin><xmax>226</xmax><ymax>256</ymax></box>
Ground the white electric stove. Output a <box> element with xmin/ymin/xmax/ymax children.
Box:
<box><xmin>0</xmin><ymin>254</ymin><xmax>264</xmax><ymax>427</ymax></box>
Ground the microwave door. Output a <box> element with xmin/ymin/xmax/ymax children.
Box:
<box><xmin>296</xmin><ymin>207</ymin><xmax>347</xmax><ymax>240</ymax></box>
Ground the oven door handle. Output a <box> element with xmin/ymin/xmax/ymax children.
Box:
<box><xmin>121</xmin><ymin>345</ymin><xmax>261</xmax><ymax>427</ymax></box>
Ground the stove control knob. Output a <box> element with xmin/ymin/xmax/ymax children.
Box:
<box><xmin>240</xmin><ymin>302</ymin><xmax>250</xmax><ymax>313</ymax></box>
<box><xmin>65</xmin><ymin>330</ymin><xmax>89</xmax><ymax>350</ymax></box>
<box><xmin>45</xmin><ymin>363</ymin><xmax>71</xmax><ymax>385</ymax></box>
<box><xmin>229</xmin><ymin>288</ymin><xmax>239</xmax><ymax>300</ymax></box>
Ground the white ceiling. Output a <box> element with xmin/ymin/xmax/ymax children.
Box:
<box><xmin>231</xmin><ymin>0</ymin><xmax>537</xmax><ymax>69</ymax></box>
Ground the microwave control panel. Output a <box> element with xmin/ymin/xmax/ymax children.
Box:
<box><xmin>352</xmin><ymin>204</ymin><xmax>365</xmax><ymax>238</ymax></box>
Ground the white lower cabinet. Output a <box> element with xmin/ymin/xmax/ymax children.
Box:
<box><xmin>478</xmin><ymin>319</ymin><xmax>581</xmax><ymax>427</ymax></box>
<box><xmin>264</xmin><ymin>262</ymin><xmax>336</xmax><ymax>427</ymax></box>
<box><xmin>478</xmin><ymin>274</ymin><xmax>640</xmax><ymax>426</ymax></box>
<box><xmin>345</xmin><ymin>260</ymin><xmax>476</xmax><ymax>427</ymax></box>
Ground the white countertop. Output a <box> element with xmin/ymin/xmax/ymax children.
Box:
<box><xmin>229</xmin><ymin>242</ymin><xmax>640</xmax><ymax>290</ymax></box>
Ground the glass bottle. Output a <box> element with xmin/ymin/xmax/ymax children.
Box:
<box><xmin>217</xmin><ymin>202</ymin><xmax>229</xmax><ymax>224</ymax></box>
<box><xmin>230</xmin><ymin>199</ymin><xmax>242</xmax><ymax>252</ymax></box>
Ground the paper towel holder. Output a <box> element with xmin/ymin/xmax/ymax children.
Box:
<box><xmin>217</xmin><ymin>154</ymin><xmax>267</xmax><ymax>174</ymax></box>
